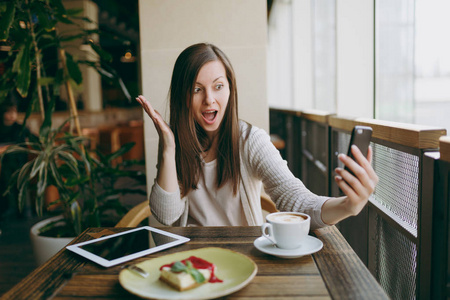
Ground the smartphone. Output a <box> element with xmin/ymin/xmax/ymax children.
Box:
<box><xmin>344</xmin><ymin>126</ymin><xmax>373</xmax><ymax>176</ymax></box>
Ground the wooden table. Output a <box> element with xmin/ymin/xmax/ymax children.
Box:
<box><xmin>1</xmin><ymin>226</ymin><xmax>389</xmax><ymax>299</ymax></box>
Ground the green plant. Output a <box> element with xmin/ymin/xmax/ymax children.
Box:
<box><xmin>0</xmin><ymin>0</ymin><xmax>143</xmax><ymax>237</ymax></box>
<box><xmin>1</xmin><ymin>101</ymin><xmax>146</xmax><ymax>237</ymax></box>
<box><xmin>60</xmin><ymin>135</ymin><xmax>147</xmax><ymax>237</ymax></box>
<box><xmin>0</xmin><ymin>0</ymin><xmax>130</xmax><ymax>129</ymax></box>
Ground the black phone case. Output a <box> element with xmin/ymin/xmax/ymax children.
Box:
<box><xmin>344</xmin><ymin>126</ymin><xmax>373</xmax><ymax>174</ymax></box>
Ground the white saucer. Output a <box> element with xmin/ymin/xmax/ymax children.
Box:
<box><xmin>253</xmin><ymin>235</ymin><xmax>323</xmax><ymax>259</ymax></box>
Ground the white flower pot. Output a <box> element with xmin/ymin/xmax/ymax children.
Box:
<box><xmin>30</xmin><ymin>216</ymin><xmax>74</xmax><ymax>266</ymax></box>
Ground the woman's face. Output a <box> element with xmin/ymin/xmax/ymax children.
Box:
<box><xmin>191</xmin><ymin>60</ymin><xmax>230</xmax><ymax>139</ymax></box>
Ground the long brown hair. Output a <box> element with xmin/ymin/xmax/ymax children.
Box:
<box><xmin>169</xmin><ymin>43</ymin><xmax>241</xmax><ymax>197</ymax></box>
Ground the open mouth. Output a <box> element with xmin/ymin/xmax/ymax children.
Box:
<box><xmin>202</xmin><ymin>110</ymin><xmax>218</xmax><ymax>124</ymax></box>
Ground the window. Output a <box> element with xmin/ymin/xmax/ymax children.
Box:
<box><xmin>267</xmin><ymin>0</ymin><xmax>336</xmax><ymax>112</ymax></box>
<box><xmin>312</xmin><ymin>0</ymin><xmax>336</xmax><ymax>112</ymax></box>
<box><xmin>376</xmin><ymin>0</ymin><xmax>450</xmax><ymax>134</ymax></box>
<box><xmin>414</xmin><ymin>0</ymin><xmax>450</xmax><ymax>132</ymax></box>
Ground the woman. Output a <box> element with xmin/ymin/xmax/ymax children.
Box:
<box><xmin>136</xmin><ymin>43</ymin><xmax>378</xmax><ymax>228</ymax></box>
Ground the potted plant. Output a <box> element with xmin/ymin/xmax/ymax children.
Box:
<box><xmin>0</xmin><ymin>0</ymin><xmax>131</xmax><ymax>128</ymax></box>
<box><xmin>1</xmin><ymin>95</ymin><xmax>146</xmax><ymax>257</ymax></box>
<box><xmin>0</xmin><ymin>0</ymin><xmax>143</xmax><ymax>264</ymax></box>
<box><xmin>1</xmin><ymin>100</ymin><xmax>146</xmax><ymax>264</ymax></box>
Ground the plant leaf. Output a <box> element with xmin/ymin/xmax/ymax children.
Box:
<box><xmin>117</xmin><ymin>76</ymin><xmax>131</xmax><ymax>101</ymax></box>
<box><xmin>38</xmin><ymin>77</ymin><xmax>55</xmax><ymax>86</ymax></box>
<box><xmin>2</xmin><ymin>143</ymin><xmax>33</xmax><ymax>156</ymax></box>
<box><xmin>59</xmin><ymin>32</ymin><xmax>86</xmax><ymax>42</ymax></box>
<box><xmin>65</xmin><ymin>8</ymin><xmax>83</xmax><ymax>17</ymax></box>
<box><xmin>88</xmin><ymin>40</ymin><xmax>112</xmax><ymax>63</ymax></box>
<box><xmin>99</xmin><ymin>64</ymin><xmax>132</xmax><ymax>102</ymax></box>
<box><xmin>36</xmin><ymin>163</ymin><xmax>48</xmax><ymax>197</ymax></box>
<box><xmin>57</xmin><ymin>151</ymin><xmax>80</xmax><ymax>177</ymax></box>
<box><xmin>33</xmin><ymin>1</ymin><xmax>55</xmax><ymax>31</ymax></box>
<box><xmin>40</xmin><ymin>97</ymin><xmax>56</xmax><ymax>138</ymax></box>
<box><xmin>17</xmin><ymin>181</ymin><xmax>29</xmax><ymax>213</ymax></box>
<box><xmin>12</xmin><ymin>42</ymin><xmax>32</xmax><ymax>98</ymax></box>
<box><xmin>0</xmin><ymin>1</ymin><xmax>15</xmax><ymax>40</ymax></box>
<box><xmin>70</xmin><ymin>200</ymin><xmax>82</xmax><ymax>235</ymax></box>
<box><xmin>54</xmin><ymin>13</ymin><xmax>73</xmax><ymax>24</ymax></box>
<box><xmin>35</xmin><ymin>190</ymin><xmax>45</xmax><ymax>216</ymax></box>
<box><xmin>65</xmin><ymin>52</ymin><xmax>82</xmax><ymax>84</ymax></box>
<box><xmin>50</xmin><ymin>0</ymin><xmax>67</xmax><ymax>15</ymax></box>
<box><xmin>54</xmin><ymin>118</ymin><xmax>71</xmax><ymax>137</ymax></box>
<box><xmin>38</xmin><ymin>219</ymin><xmax>66</xmax><ymax>235</ymax></box>
<box><xmin>30</xmin><ymin>153</ymin><xmax>45</xmax><ymax>178</ymax></box>
<box><xmin>65</xmin><ymin>174</ymin><xmax>89</xmax><ymax>187</ymax></box>
<box><xmin>17</xmin><ymin>160</ymin><xmax>34</xmax><ymax>189</ymax></box>
<box><xmin>107</xmin><ymin>142</ymin><xmax>134</xmax><ymax>162</ymax></box>
<box><xmin>91</xmin><ymin>63</ymin><xmax>114</xmax><ymax>78</ymax></box>
<box><xmin>37</xmin><ymin>33</ymin><xmax>56</xmax><ymax>42</ymax></box>
<box><xmin>49</xmin><ymin>159</ymin><xmax>65</xmax><ymax>189</ymax></box>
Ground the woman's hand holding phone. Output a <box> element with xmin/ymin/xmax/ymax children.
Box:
<box><xmin>334</xmin><ymin>126</ymin><xmax>379</xmax><ymax>216</ymax></box>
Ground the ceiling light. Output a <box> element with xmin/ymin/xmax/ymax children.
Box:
<box><xmin>120</xmin><ymin>49</ymin><xmax>136</xmax><ymax>63</ymax></box>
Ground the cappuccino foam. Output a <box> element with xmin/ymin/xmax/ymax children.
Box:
<box><xmin>268</xmin><ymin>213</ymin><xmax>306</xmax><ymax>223</ymax></box>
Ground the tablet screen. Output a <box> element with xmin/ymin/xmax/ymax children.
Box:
<box><xmin>80</xmin><ymin>229</ymin><xmax>178</xmax><ymax>261</ymax></box>
<box><xmin>66</xmin><ymin>227</ymin><xmax>190</xmax><ymax>267</ymax></box>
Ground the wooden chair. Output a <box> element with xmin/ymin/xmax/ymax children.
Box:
<box><xmin>260</xmin><ymin>193</ymin><xmax>278</xmax><ymax>214</ymax></box>
<box><xmin>98</xmin><ymin>120</ymin><xmax>145</xmax><ymax>166</ymax></box>
<box><xmin>115</xmin><ymin>201</ymin><xmax>151</xmax><ymax>227</ymax></box>
<box><xmin>81</xmin><ymin>127</ymin><xmax>100</xmax><ymax>151</ymax></box>
<box><xmin>115</xmin><ymin>194</ymin><xmax>279</xmax><ymax>227</ymax></box>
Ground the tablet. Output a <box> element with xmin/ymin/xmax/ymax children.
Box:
<box><xmin>66</xmin><ymin>226</ymin><xmax>190</xmax><ymax>267</ymax></box>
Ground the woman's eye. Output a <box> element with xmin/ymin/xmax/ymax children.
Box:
<box><xmin>215</xmin><ymin>83</ymin><xmax>223</xmax><ymax>90</ymax></box>
<box><xmin>194</xmin><ymin>87</ymin><xmax>201</xmax><ymax>93</ymax></box>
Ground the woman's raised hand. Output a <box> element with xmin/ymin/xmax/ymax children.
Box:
<box><xmin>136</xmin><ymin>95</ymin><xmax>175</xmax><ymax>152</ymax></box>
<box><xmin>334</xmin><ymin>145</ymin><xmax>379</xmax><ymax>216</ymax></box>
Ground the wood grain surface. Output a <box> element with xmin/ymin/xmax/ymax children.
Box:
<box><xmin>440</xmin><ymin>136</ymin><xmax>450</xmax><ymax>162</ymax></box>
<box><xmin>329</xmin><ymin>115</ymin><xmax>446</xmax><ymax>149</ymax></box>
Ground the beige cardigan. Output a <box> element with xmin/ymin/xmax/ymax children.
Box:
<box><xmin>149</xmin><ymin>121</ymin><xmax>329</xmax><ymax>229</ymax></box>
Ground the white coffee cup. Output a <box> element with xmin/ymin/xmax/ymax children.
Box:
<box><xmin>261</xmin><ymin>212</ymin><xmax>310</xmax><ymax>249</ymax></box>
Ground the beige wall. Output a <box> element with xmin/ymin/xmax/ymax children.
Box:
<box><xmin>139</xmin><ymin>0</ymin><xmax>268</xmax><ymax>187</ymax></box>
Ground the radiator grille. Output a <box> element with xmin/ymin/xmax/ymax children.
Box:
<box><xmin>374</xmin><ymin>214</ymin><xmax>417</xmax><ymax>300</ymax></box>
<box><xmin>372</xmin><ymin>144</ymin><xmax>419</xmax><ymax>236</ymax></box>
<box><xmin>335</xmin><ymin>130</ymin><xmax>420</xmax><ymax>300</ymax></box>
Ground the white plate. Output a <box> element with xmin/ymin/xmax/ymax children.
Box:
<box><xmin>119</xmin><ymin>247</ymin><xmax>257</xmax><ymax>300</ymax></box>
<box><xmin>253</xmin><ymin>235</ymin><xmax>323</xmax><ymax>259</ymax></box>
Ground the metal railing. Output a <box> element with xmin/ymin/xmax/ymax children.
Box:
<box><xmin>269</xmin><ymin>108</ymin><xmax>448</xmax><ymax>300</ymax></box>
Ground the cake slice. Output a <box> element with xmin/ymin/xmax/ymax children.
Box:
<box><xmin>159</xmin><ymin>256</ymin><xmax>222</xmax><ymax>291</ymax></box>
